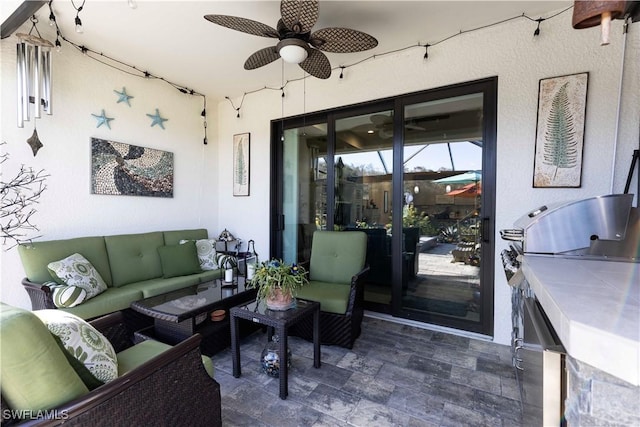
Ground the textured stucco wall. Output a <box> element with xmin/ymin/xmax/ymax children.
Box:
<box><xmin>1</xmin><ymin>21</ymin><xmax>219</xmax><ymax>309</ymax></box>
<box><xmin>217</xmin><ymin>12</ymin><xmax>639</xmax><ymax>345</ymax></box>
<box><xmin>1</xmin><ymin>6</ymin><xmax>637</xmax><ymax>345</ymax></box>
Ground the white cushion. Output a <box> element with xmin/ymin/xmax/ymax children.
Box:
<box><xmin>34</xmin><ymin>310</ymin><xmax>118</xmax><ymax>383</ymax></box>
<box><xmin>180</xmin><ymin>239</ymin><xmax>218</xmax><ymax>270</ymax></box>
<box><xmin>47</xmin><ymin>253</ymin><xmax>107</xmax><ymax>300</ymax></box>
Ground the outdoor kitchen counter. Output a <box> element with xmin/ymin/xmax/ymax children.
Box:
<box><xmin>522</xmin><ymin>255</ymin><xmax>640</xmax><ymax>386</ymax></box>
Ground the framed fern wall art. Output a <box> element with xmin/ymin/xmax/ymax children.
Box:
<box><xmin>233</xmin><ymin>132</ymin><xmax>250</xmax><ymax>196</ymax></box>
<box><xmin>533</xmin><ymin>72</ymin><xmax>588</xmax><ymax>188</ymax></box>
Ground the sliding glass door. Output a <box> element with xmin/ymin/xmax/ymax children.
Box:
<box><xmin>272</xmin><ymin>78</ymin><xmax>496</xmax><ymax>336</ymax></box>
<box><xmin>397</xmin><ymin>93</ymin><xmax>486</xmax><ymax>327</ymax></box>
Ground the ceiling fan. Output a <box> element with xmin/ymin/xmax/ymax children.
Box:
<box><xmin>204</xmin><ymin>0</ymin><xmax>378</xmax><ymax>79</ymax></box>
<box><xmin>354</xmin><ymin>114</ymin><xmax>426</xmax><ymax>139</ymax></box>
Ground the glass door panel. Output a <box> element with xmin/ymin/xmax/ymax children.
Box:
<box><xmin>399</xmin><ymin>93</ymin><xmax>484</xmax><ymax>325</ymax></box>
<box><xmin>282</xmin><ymin>123</ymin><xmax>327</xmax><ymax>265</ymax></box>
<box><xmin>334</xmin><ymin>111</ymin><xmax>394</xmax><ymax>310</ymax></box>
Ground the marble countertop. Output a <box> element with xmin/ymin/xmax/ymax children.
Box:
<box><xmin>522</xmin><ymin>255</ymin><xmax>640</xmax><ymax>386</ymax></box>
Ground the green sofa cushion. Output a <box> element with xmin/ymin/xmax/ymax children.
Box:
<box><xmin>104</xmin><ymin>232</ymin><xmax>164</xmax><ymax>287</ymax></box>
<box><xmin>158</xmin><ymin>241</ymin><xmax>202</xmax><ymax>278</ymax></box>
<box><xmin>60</xmin><ymin>287</ymin><xmax>144</xmax><ymax>320</ymax></box>
<box><xmin>126</xmin><ymin>276</ymin><xmax>201</xmax><ymax>298</ymax></box>
<box><xmin>17</xmin><ymin>236</ymin><xmax>112</xmax><ymax>286</ymax></box>
<box><xmin>0</xmin><ymin>304</ymin><xmax>89</xmax><ymax>412</ymax></box>
<box><xmin>117</xmin><ymin>339</ymin><xmax>214</xmax><ymax>379</ymax></box>
<box><xmin>309</xmin><ymin>231</ymin><xmax>367</xmax><ymax>284</ymax></box>
<box><xmin>295</xmin><ymin>281</ymin><xmax>352</xmax><ymax>314</ymax></box>
<box><xmin>193</xmin><ymin>269</ymin><xmax>223</xmax><ymax>283</ymax></box>
<box><xmin>163</xmin><ymin>228</ymin><xmax>208</xmax><ymax>246</ymax></box>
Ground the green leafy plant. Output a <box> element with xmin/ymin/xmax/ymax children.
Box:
<box><xmin>247</xmin><ymin>259</ymin><xmax>308</xmax><ymax>302</ymax></box>
<box><xmin>403</xmin><ymin>205</ymin><xmax>439</xmax><ymax>236</ymax></box>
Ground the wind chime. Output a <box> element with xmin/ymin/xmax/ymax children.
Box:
<box><xmin>16</xmin><ymin>16</ymin><xmax>53</xmax><ymax>156</ymax></box>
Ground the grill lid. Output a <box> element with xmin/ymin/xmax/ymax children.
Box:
<box><xmin>513</xmin><ymin>194</ymin><xmax>636</xmax><ymax>258</ymax></box>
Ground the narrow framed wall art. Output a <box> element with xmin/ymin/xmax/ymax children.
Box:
<box><xmin>533</xmin><ymin>72</ymin><xmax>588</xmax><ymax>188</ymax></box>
<box><xmin>233</xmin><ymin>132</ymin><xmax>250</xmax><ymax>196</ymax></box>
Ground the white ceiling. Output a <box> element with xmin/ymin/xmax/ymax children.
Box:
<box><xmin>5</xmin><ymin>1</ymin><xmax>571</xmax><ymax>101</ymax></box>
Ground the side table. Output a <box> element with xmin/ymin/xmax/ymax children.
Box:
<box><xmin>230</xmin><ymin>298</ymin><xmax>321</xmax><ymax>399</ymax></box>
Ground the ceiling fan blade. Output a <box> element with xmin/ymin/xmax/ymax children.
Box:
<box><xmin>244</xmin><ymin>46</ymin><xmax>281</xmax><ymax>70</ymax></box>
<box><xmin>280</xmin><ymin>0</ymin><xmax>319</xmax><ymax>34</ymax></box>
<box><xmin>204</xmin><ymin>15</ymin><xmax>279</xmax><ymax>38</ymax></box>
<box><xmin>311</xmin><ymin>27</ymin><xmax>378</xmax><ymax>53</ymax></box>
<box><xmin>405</xmin><ymin>124</ymin><xmax>426</xmax><ymax>131</ymax></box>
<box><xmin>370</xmin><ymin>114</ymin><xmax>392</xmax><ymax>126</ymax></box>
<box><xmin>299</xmin><ymin>48</ymin><xmax>331</xmax><ymax>79</ymax></box>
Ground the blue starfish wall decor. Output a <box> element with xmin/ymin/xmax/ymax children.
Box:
<box><xmin>91</xmin><ymin>109</ymin><xmax>114</xmax><ymax>129</ymax></box>
<box><xmin>114</xmin><ymin>87</ymin><xmax>134</xmax><ymax>106</ymax></box>
<box><xmin>147</xmin><ymin>108</ymin><xmax>168</xmax><ymax>129</ymax></box>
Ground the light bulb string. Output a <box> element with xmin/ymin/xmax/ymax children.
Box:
<box><xmin>223</xmin><ymin>5</ymin><xmax>574</xmax><ymax>116</ymax></box>
<box><xmin>70</xmin><ymin>0</ymin><xmax>85</xmax><ymax>18</ymax></box>
<box><xmin>46</xmin><ymin>0</ymin><xmax>208</xmax><ymax>144</ymax></box>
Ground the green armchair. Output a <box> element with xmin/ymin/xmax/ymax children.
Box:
<box><xmin>0</xmin><ymin>305</ymin><xmax>221</xmax><ymax>426</ymax></box>
<box><xmin>292</xmin><ymin>231</ymin><xmax>369</xmax><ymax>349</ymax></box>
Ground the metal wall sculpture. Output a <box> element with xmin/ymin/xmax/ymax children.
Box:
<box><xmin>16</xmin><ymin>32</ymin><xmax>53</xmax><ymax>128</ymax></box>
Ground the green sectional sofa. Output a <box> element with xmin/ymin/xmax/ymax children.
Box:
<box><xmin>17</xmin><ymin>229</ymin><xmax>222</xmax><ymax>320</ymax></box>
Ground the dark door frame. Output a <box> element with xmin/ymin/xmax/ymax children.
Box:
<box><xmin>271</xmin><ymin>76</ymin><xmax>497</xmax><ymax>336</ymax></box>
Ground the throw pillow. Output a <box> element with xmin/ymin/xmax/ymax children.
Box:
<box><xmin>157</xmin><ymin>241</ymin><xmax>202</xmax><ymax>278</ymax></box>
<box><xmin>180</xmin><ymin>238</ymin><xmax>219</xmax><ymax>270</ymax></box>
<box><xmin>34</xmin><ymin>310</ymin><xmax>118</xmax><ymax>383</ymax></box>
<box><xmin>47</xmin><ymin>253</ymin><xmax>107</xmax><ymax>300</ymax></box>
<box><xmin>50</xmin><ymin>333</ymin><xmax>104</xmax><ymax>390</ymax></box>
<box><xmin>46</xmin><ymin>281</ymin><xmax>88</xmax><ymax>308</ymax></box>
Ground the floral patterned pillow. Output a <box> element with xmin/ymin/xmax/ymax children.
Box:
<box><xmin>34</xmin><ymin>310</ymin><xmax>118</xmax><ymax>383</ymax></box>
<box><xmin>180</xmin><ymin>239</ymin><xmax>219</xmax><ymax>270</ymax></box>
<box><xmin>47</xmin><ymin>253</ymin><xmax>107</xmax><ymax>300</ymax></box>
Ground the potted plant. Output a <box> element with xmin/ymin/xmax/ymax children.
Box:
<box><xmin>248</xmin><ymin>259</ymin><xmax>308</xmax><ymax>310</ymax></box>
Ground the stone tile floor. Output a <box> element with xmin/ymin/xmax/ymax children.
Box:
<box><xmin>212</xmin><ymin>316</ymin><xmax>523</xmax><ymax>426</ymax></box>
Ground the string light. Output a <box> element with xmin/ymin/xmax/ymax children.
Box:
<box><xmin>202</xmin><ymin>98</ymin><xmax>208</xmax><ymax>145</ymax></box>
<box><xmin>222</xmin><ymin>5</ymin><xmax>574</xmax><ymax>118</ymax></box>
<box><xmin>71</xmin><ymin>0</ymin><xmax>85</xmax><ymax>33</ymax></box>
<box><xmin>533</xmin><ymin>18</ymin><xmax>544</xmax><ymax>36</ymax></box>
<box><xmin>47</xmin><ymin>0</ymin><xmax>209</xmax><ymax>145</ymax></box>
<box><xmin>48</xmin><ymin>1</ymin><xmax>56</xmax><ymax>27</ymax></box>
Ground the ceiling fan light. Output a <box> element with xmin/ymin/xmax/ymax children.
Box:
<box><xmin>277</xmin><ymin>39</ymin><xmax>308</xmax><ymax>64</ymax></box>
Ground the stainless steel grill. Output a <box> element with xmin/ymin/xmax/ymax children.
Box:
<box><xmin>508</xmin><ymin>193</ymin><xmax>637</xmax><ymax>259</ymax></box>
<box><xmin>500</xmin><ymin>194</ymin><xmax>639</xmax><ymax>425</ymax></box>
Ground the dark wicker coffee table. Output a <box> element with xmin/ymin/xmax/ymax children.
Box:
<box><xmin>230</xmin><ymin>298</ymin><xmax>321</xmax><ymax>399</ymax></box>
<box><xmin>131</xmin><ymin>278</ymin><xmax>257</xmax><ymax>355</ymax></box>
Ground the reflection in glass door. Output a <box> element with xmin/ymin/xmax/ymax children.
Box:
<box><xmin>273</xmin><ymin>78</ymin><xmax>496</xmax><ymax>336</ymax></box>
<box><xmin>334</xmin><ymin>111</ymin><xmax>394</xmax><ymax>311</ymax></box>
<box><xmin>399</xmin><ymin>93</ymin><xmax>484</xmax><ymax>326</ymax></box>
<box><xmin>281</xmin><ymin>123</ymin><xmax>327</xmax><ymax>265</ymax></box>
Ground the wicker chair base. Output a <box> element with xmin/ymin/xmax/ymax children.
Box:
<box><xmin>289</xmin><ymin>307</ymin><xmax>363</xmax><ymax>349</ymax></box>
